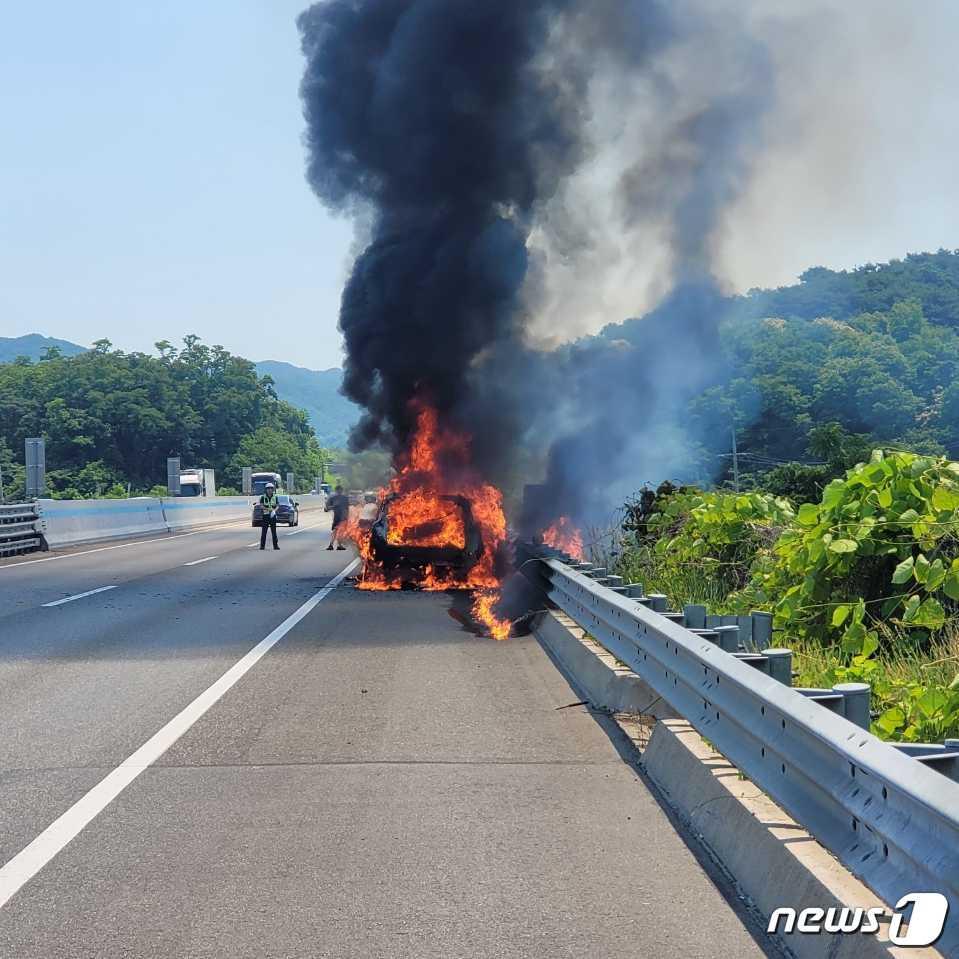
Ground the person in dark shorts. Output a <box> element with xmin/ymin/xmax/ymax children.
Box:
<box><xmin>258</xmin><ymin>482</ymin><xmax>280</xmax><ymax>551</ymax></box>
<box><xmin>325</xmin><ymin>485</ymin><xmax>350</xmax><ymax>550</ymax></box>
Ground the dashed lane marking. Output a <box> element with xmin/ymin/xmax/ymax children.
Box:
<box><xmin>41</xmin><ymin>586</ymin><xmax>118</xmax><ymax>608</ymax></box>
<box><xmin>0</xmin><ymin>558</ymin><xmax>360</xmax><ymax>911</ymax></box>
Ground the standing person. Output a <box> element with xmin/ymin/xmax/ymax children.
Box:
<box><xmin>258</xmin><ymin>482</ymin><xmax>280</xmax><ymax>551</ymax></box>
<box><xmin>325</xmin><ymin>484</ymin><xmax>350</xmax><ymax>550</ymax></box>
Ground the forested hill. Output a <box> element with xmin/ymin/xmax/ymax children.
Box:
<box><xmin>254</xmin><ymin>360</ymin><xmax>359</xmax><ymax>449</ymax></box>
<box><xmin>741</xmin><ymin>250</ymin><xmax>959</xmax><ymax>326</ymax></box>
<box><xmin>0</xmin><ymin>336</ymin><xmax>359</xmax><ymax>452</ymax></box>
<box><xmin>598</xmin><ymin>249</ymin><xmax>959</xmax><ymax>497</ymax></box>
<box><xmin>0</xmin><ymin>338</ymin><xmax>327</xmax><ymax>499</ymax></box>
<box><xmin>604</xmin><ymin>249</ymin><xmax>959</xmax><ymax>345</ymax></box>
<box><xmin>5</xmin><ymin>248</ymin><xmax>959</xmax><ymax>500</ymax></box>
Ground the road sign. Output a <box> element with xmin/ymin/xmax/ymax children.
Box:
<box><xmin>167</xmin><ymin>457</ymin><xmax>181</xmax><ymax>496</ymax></box>
<box><xmin>286</xmin><ymin>471</ymin><xmax>295</xmax><ymax>493</ymax></box>
<box><xmin>25</xmin><ymin>438</ymin><xmax>45</xmax><ymax>498</ymax></box>
<box><xmin>241</xmin><ymin>467</ymin><xmax>252</xmax><ymax>495</ymax></box>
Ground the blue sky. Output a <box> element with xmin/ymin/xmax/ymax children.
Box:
<box><xmin>1</xmin><ymin>2</ymin><xmax>352</xmax><ymax>369</ymax></box>
<box><xmin>2</xmin><ymin>2</ymin><xmax>958</xmax><ymax>371</ymax></box>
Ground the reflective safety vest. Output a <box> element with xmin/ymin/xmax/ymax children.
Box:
<box><xmin>260</xmin><ymin>494</ymin><xmax>278</xmax><ymax>513</ymax></box>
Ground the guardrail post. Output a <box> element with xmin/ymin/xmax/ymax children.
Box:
<box><xmin>683</xmin><ymin>604</ymin><xmax>707</xmax><ymax>629</ymax></box>
<box><xmin>833</xmin><ymin>682</ymin><xmax>871</xmax><ymax>730</ymax></box>
<box><xmin>647</xmin><ymin>593</ymin><xmax>668</xmax><ymax>613</ymax></box>
<box><xmin>765</xmin><ymin>648</ymin><xmax>793</xmax><ymax>686</ymax></box>
<box><xmin>625</xmin><ymin>583</ymin><xmax>645</xmax><ymax>598</ymax></box>
<box><xmin>541</xmin><ymin>555</ymin><xmax>959</xmax><ymax>944</ymax></box>
<box><xmin>750</xmin><ymin>611</ymin><xmax>773</xmax><ymax>650</ymax></box>
<box><xmin>713</xmin><ymin>625</ymin><xmax>740</xmax><ymax>653</ymax></box>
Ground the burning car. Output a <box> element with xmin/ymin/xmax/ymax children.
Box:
<box><xmin>335</xmin><ymin>402</ymin><xmax>512</xmax><ymax>637</ymax></box>
<box><xmin>367</xmin><ymin>491</ymin><xmax>484</xmax><ymax>586</ymax></box>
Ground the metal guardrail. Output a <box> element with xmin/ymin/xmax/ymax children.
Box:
<box><xmin>0</xmin><ymin>502</ymin><xmax>43</xmax><ymax>556</ymax></box>
<box><xmin>535</xmin><ymin>552</ymin><xmax>959</xmax><ymax>954</ymax></box>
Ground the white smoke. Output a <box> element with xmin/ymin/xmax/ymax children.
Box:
<box><xmin>523</xmin><ymin>0</ymin><xmax>959</xmax><ymax>347</ymax></box>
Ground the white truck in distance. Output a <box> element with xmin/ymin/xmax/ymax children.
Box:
<box><xmin>177</xmin><ymin>468</ymin><xmax>216</xmax><ymax>497</ymax></box>
<box><xmin>250</xmin><ymin>471</ymin><xmax>283</xmax><ymax>496</ymax></box>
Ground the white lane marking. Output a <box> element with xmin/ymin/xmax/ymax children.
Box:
<box><xmin>41</xmin><ymin>586</ymin><xmax>118</xmax><ymax>608</ymax></box>
<box><xmin>0</xmin><ymin>519</ymin><xmax>254</xmax><ymax>571</ymax></box>
<box><xmin>248</xmin><ymin>520</ymin><xmax>320</xmax><ymax>546</ymax></box>
<box><xmin>0</xmin><ymin>558</ymin><xmax>359</xmax><ymax>911</ymax></box>
<box><xmin>182</xmin><ymin>555</ymin><xmax>218</xmax><ymax>567</ymax></box>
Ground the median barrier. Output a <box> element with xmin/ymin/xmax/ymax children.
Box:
<box><xmin>160</xmin><ymin>496</ymin><xmax>254</xmax><ymax>532</ymax></box>
<box><xmin>161</xmin><ymin>493</ymin><xmax>327</xmax><ymax>531</ymax></box>
<box><xmin>37</xmin><ymin>498</ymin><xmax>168</xmax><ymax>548</ymax></box>
<box><xmin>291</xmin><ymin>494</ymin><xmax>327</xmax><ymax>513</ymax></box>
<box><xmin>33</xmin><ymin>492</ymin><xmax>332</xmax><ymax>550</ymax></box>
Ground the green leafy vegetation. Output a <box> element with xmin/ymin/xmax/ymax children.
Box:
<box><xmin>0</xmin><ymin>337</ymin><xmax>328</xmax><ymax>499</ymax></box>
<box><xmin>613</xmin><ymin>452</ymin><xmax>959</xmax><ymax>742</ymax></box>
<box><xmin>689</xmin><ymin>293</ymin><xmax>959</xmax><ymax>487</ymax></box>
<box><xmin>618</xmin><ymin>486</ymin><xmax>793</xmax><ymax>605</ymax></box>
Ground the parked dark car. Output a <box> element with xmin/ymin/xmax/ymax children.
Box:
<box><xmin>252</xmin><ymin>494</ymin><xmax>299</xmax><ymax>528</ymax></box>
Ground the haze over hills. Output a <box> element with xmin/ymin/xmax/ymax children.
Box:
<box><xmin>6</xmin><ymin>249</ymin><xmax>959</xmax><ymax>461</ymax></box>
<box><xmin>0</xmin><ymin>334</ymin><xmax>87</xmax><ymax>363</ymax></box>
<box><xmin>253</xmin><ymin>360</ymin><xmax>359</xmax><ymax>449</ymax></box>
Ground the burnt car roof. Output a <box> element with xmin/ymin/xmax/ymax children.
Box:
<box><xmin>368</xmin><ymin>493</ymin><xmax>483</xmax><ymax>581</ymax></box>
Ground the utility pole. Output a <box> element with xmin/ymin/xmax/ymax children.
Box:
<box><xmin>730</xmin><ymin>426</ymin><xmax>740</xmax><ymax>492</ymax></box>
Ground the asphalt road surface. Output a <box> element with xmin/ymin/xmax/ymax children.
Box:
<box><xmin>0</xmin><ymin>516</ymin><xmax>774</xmax><ymax>958</ymax></box>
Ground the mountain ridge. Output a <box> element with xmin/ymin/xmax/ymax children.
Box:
<box><xmin>253</xmin><ymin>359</ymin><xmax>359</xmax><ymax>449</ymax></box>
<box><xmin>0</xmin><ymin>334</ymin><xmax>88</xmax><ymax>363</ymax></box>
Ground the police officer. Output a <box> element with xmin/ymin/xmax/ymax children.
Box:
<box><xmin>259</xmin><ymin>482</ymin><xmax>280</xmax><ymax>551</ymax></box>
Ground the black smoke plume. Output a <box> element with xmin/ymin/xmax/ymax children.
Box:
<box><xmin>298</xmin><ymin>0</ymin><xmax>587</xmax><ymax>450</ymax></box>
<box><xmin>298</xmin><ymin>0</ymin><xmax>774</xmax><ymax>528</ymax></box>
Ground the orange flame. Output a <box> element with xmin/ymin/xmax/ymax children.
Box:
<box><xmin>340</xmin><ymin>402</ymin><xmax>511</xmax><ymax>637</ymax></box>
<box><xmin>471</xmin><ymin>590</ymin><xmax>511</xmax><ymax>641</ymax></box>
<box><xmin>541</xmin><ymin>516</ymin><xmax>584</xmax><ymax>560</ymax></box>
<box><xmin>386</xmin><ymin>489</ymin><xmax>466</xmax><ymax>549</ymax></box>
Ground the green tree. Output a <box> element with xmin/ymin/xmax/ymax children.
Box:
<box><xmin>0</xmin><ymin>335</ymin><xmax>327</xmax><ymax>496</ymax></box>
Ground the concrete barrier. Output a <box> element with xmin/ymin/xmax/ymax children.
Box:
<box><xmin>643</xmin><ymin>722</ymin><xmax>942</xmax><ymax>959</ymax></box>
<box><xmin>294</xmin><ymin>494</ymin><xmax>327</xmax><ymax>512</ymax></box>
<box><xmin>37</xmin><ymin>498</ymin><xmax>168</xmax><ymax>548</ymax></box>
<box><xmin>535</xmin><ymin>610</ymin><xmax>680</xmax><ymax>719</ymax></box>
<box><xmin>160</xmin><ymin>496</ymin><xmax>254</xmax><ymax>532</ymax></box>
<box><xmin>36</xmin><ymin>492</ymin><xmax>332</xmax><ymax>550</ymax></box>
<box><xmin>161</xmin><ymin>493</ymin><xmax>328</xmax><ymax>531</ymax></box>
<box><xmin>535</xmin><ymin>608</ymin><xmax>944</xmax><ymax>959</ymax></box>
